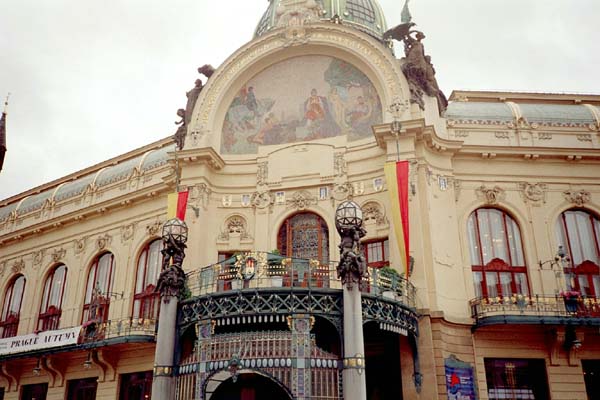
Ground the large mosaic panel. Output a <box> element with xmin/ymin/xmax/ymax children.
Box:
<box><xmin>221</xmin><ymin>56</ymin><xmax>383</xmax><ymax>154</ymax></box>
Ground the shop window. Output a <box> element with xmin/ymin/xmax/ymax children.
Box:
<box><xmin>0</xmin><ymin>275</ymin><xmax>25</xmax><ymax>338</ymax></box>
<box><xmin>119</xmin><ymin>371</ymin><xmax>152</xmax><ymax>400</ymax></box>
<box><xmin>364</xmin><ymin>238</ymin><xmax>389</xmax><ymax>268</ymax></box>
<box><xmin>277</xmin><ymin>212</ymin><xmax>329</xmax><ymax>262</ymax></box>
<box><xmin>557</xmin><ymin>209</ymin><xmax>600</xmax><ymax>296</ymax></box>
<box><xmin>21</xmin><ymin>383</ymin><xmax>48</xmax><ymax>400</ymax></box>
<box><xmin>133</xmin><ymin>240</ymin><xmax>163</xmax><ymax>320</ymax></box>
<box><xmin>67</xmin><ymin>378</ymin><xmax>97</xmax><ymax>400</ymax></box>
<box><xmin>37</xmin><ymin>264</ymin><xmax>67</xmax><ymax>332</ymax></box>
<box><xmin>485</xmin><ymin>358</ymin><xmax>549</xmax><ymax>400</ymax></box>
<box><xmin>467</xmin><ymin>208</ymin><xmax>529</xmax><ymax>299</ymax></box>
<box><xmin>82</xmin><ymin>252</ymin><xmax>115</xmax><ymax>323</ymax></box>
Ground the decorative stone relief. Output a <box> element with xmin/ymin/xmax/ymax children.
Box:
<box><xmin>563</xmin><ymin>190</ymin><xmax>591</xmax><ymax>206</ymax></box>
<box><xmin>334</xmin><ymin>153</ymin><xmax>347</xmax><ymax>177</ymax></box>
<box><xmin>251</xmin><ymin>191</ymin><xmax>275</xmax><ymax>211</ymax></box>
<box><xmin>332</xmin><ymin>182</ymin><xmax>354</xmax><ymax>201</ymax></box>
<box><xmin>73</xmin><ymin>238</ymin><xmax>86</xmax><ymax>255</ymax></box>
<box><xmin>96</xmin><ymin>234</ymin><xmax>112</xmax><ymax>251</ymax></box>
<box><xmin>287</xmin><ymin>190</ymin><xmax>317</xmax><ymax>210</ymax></box>
<box><xmin>190</xmin><ymin>183</ymin><xmax>212</xmax><ymax>210</ymax></box>
<box><xmin>362</xmin><ymin>201</ymin><xmax>386</xmax><ymax>225</ymax></box>
<box><xmin>11</xmin><ymin>259</ymin><xmax>25</xmax><ymax>274</ymax></box>
<box><xmin>494</xmin><ymin>131</ymin><xmax>510</xmax><ymax>139</ymax></box>
<box><xmin>537</xmin><ymin>132</ymin><xmax>552</xmax><ymax>140</ymax></box>
<box><xmin>577</xmin><ymin>134</ymin><xmax>592</xmax><ymax>142</ymax></box>
<box><xmin>146</xmin><ymin>221</ymin><xmax>162</xmax><ymax>237</ymax></box>
<box><xmin>519</xmin><ymin>183</ymin><xmax>547</xmax><ymax>205</ymax></box>
<box><xmin>476</xmin><ymin>185</ymin><xmax>505</xmax><ymax>205</ymax></box>
<box><xmin>274</xmin><ymin>0</ymin><xmax>321</xmax><ymax>29</ymax></box>
<box><xmin>222</xmin><ymin>195</ymin><xmax>232</xmax><ymax>207</ymax></box>
<box><xmin>51</xmin><ymin>248</ymin><xmax>66</xmax><ymax>263</ymax></box>
<box><xmin>353</xmin><ymin>182</ymin><xmax>365</xmax><ymax>196</ymax></box>
<box><xmin>453</xmin><ymin>130</ymin><xmax>469</xmax><ymax>138</ymax></box>
<box><xmin>257</xmin><ymin>162</ymin><xmax>268</xmax><ymax>186</ymax></box>
<box><xmin>32</xmin><ymin>250</ymin><xmax>45</xmax><ymax>267</ymax></box>
<box><xmin>0</xmin><ymin>261</ymin><xmax>5</xmax><ymax>277</ymax></box>
<box><xmin>121</xmin><ymin>223</ymin><xmax>135</xmax><ymax>243</ymax></box>
<box><xmin>219</xmin><ymin>216</ymin><xmax>251</xmax><ymax>241</ymax></box>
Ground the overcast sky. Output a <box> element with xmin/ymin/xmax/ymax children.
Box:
<box><xmin>1</xmin><ymin>0</ymin><xmax>599</xmax><ymax>201</ymax></box>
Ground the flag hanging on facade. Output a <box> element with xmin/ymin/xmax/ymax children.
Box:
<box><xmin>167</xmin><ymin>191</ymin><xmax>189</xmax><ymax>220</ymax></box>
<box><xmin>384</xmin><ymin>161</ymin><xmax>410</xmax><ymax>276</ymax></box>
<box><xmin>401</xmin><ymin>0</ymin><xmax>412</xmax><ymax>23</ymax></box>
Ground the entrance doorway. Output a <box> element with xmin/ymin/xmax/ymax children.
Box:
<box><xmin>209</xmin><ymin>372</ymin><xmax>292</xmax><ymax>400</ymax></box>
<box><xmin>364</xmin><ymin>322</ymin><xmax>403</xmax><ymax>399</ymax></box>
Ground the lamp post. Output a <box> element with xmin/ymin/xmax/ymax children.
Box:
<box><xmin>151</xmin><ymin>218</ymin><xmax>188</xmax><ymax>399</ymax></box>
<box><xmin>335</xmin><ymin>201</ymin><xmax>368</xmax><ymax>400</ymax></box>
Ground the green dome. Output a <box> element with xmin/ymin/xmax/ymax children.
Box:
<box><xmin>255</xmin><ymin>0</ymin><xmax>388</xmax><ymax>41</ymax></box>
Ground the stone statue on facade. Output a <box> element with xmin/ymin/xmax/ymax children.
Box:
<box><xmin>156</xmin><ymin>233</ymin><xmax>187</xmax><ymax>299</ymax></box>
<box><xmin>172</xmin><ymin>65</ymin><xmax>215</xmax><ymax>150</ymax></box>
<box><xmin>337</xmin><ymin>225</ymin><xmax>368</xmax><ymax>289</ymax></box>
<box><xmin>384</xmin><ymin>23</ymin><xmax>447</xmax><ymax>113</ymax></box>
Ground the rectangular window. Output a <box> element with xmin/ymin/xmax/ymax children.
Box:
<box><xmin>485</xmin><ymin>358</ymin><xmax>549</xmax><ymax>400</ymax></box>
<box><xmin>364</xmin><ymin>239</ymin><xmax>389</xmax><ymax>268</ymax></box>
<box><xmin>67</xmin><ymin>378</ymin><xmax>97</xmax><ymax>400</ymax></box>
<box><xmin>21</xmin><ymin>383</ymin><xmax>48</xmax><ymax>400</ymax></box>
<box><xmin>119</xmin><ymin>371</ymin><xmax>152</xmax><ymax>400</ymax></box>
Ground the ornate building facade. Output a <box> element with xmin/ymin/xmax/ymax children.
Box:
<box><xmin>0</xmin><ymin>1</ymin><xmax>599</xmax><ymax>399</ymax></box>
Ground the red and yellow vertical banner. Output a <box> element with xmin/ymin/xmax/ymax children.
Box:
<box><xmin>384</xmin><ymin>161</ymin><xmax>410</xmax><ymax>276</ymax></box>
<box><xmin>167</xmin><ymin>191</ymin><xmax>189</xmax><ymax>220</ymax></box>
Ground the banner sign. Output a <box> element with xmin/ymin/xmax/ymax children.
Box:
<box><xmin>445</xmin><ymin>355</ymin><xmax>477</xmax><ymax>400</ymax></box>
<box><xmin>0</xmin><ymin>326</ymin><xmax>81</xmax><ymax>356</ymax></box>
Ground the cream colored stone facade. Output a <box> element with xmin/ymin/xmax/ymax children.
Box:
<box><xmin>1</xmin><ymin>2</ymin><xmax>600</xmax><ymax>399</ymax></box>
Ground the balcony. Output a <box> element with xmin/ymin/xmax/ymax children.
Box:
<box><xmin>0</xmin><ymin>317</ymin><xmax>156</xmax><ymax>361</ymax></box>
<box><xmin>181</xmin><ymin>252</ymin><xmax>419</xmax><ymax>338</ymax></box>
<box><xmin>187</xmin><ymin>252</ymin><xmax>415</xmax><ymax>306</ymax></box>
<box><xmin>470</xmin><ymin>294</ymin><xmax>600</xmax><ymax>328</ymax></box>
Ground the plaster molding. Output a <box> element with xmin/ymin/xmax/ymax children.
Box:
<box><xmin>563</xmin><ymin>189</ymin><xmax>591</xmax><ymax>206</ymax></box>
<box><xmin>476</xmin><ymin>185</ymin><xmax>505</xmax><ymax>205</ymax></box>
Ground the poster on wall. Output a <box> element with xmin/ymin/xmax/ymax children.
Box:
<box><xmin>445</xmin><ymin>354</ymin><xmax>477</xmax><ymax>400</ymax></box>
<box><xmin>221</xmin><ymin>55</ymin><xmax>383</xmax><ymax>154</ymax></box>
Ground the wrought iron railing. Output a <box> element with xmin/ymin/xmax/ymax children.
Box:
<box><xmin>470</xmin><ymin>294</ymin><xmax>600</xmax><ymax>323</ymax></box>
<box><xmin>81</xmin><ymin>317</ymin><xmax>156</xmax><ymax>342</ymax></box>
<box><xmin>185</xmin><ymin>251</ymin><xmax>416</xmax><ymax>309</ymax></box>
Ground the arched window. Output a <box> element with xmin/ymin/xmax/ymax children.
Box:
<box><xmin>556</xmin><ymin>209</ymin><xmax>600</xmax><ymax>296</ymax></box>
<box><xmin>277</xmin><ymin>212</ymin><xmax>329</xmax><ymax>261</ymax></box>
<box><xmin>38</xmin><ymin>265</ymin><xmax>67</xmax><ymax>332</ymax></box>
<box><xmin>467</xmin><ymin>208</ymin><xmax>529</xmax><ymax>299</ymax></box>
<box><xmin>0</xmin><ymin>275</ymin><xmax>26</xmax><ymax>338</ymax></box>
<box><xmin>82</xmin><ymin>252</ymin><xmax>115</xmax><ymax>323</ymax></box>
<box><xmin>134</xmin><ymin>239</ymin><xmax>163</xmax><ymax>320</ymax></box>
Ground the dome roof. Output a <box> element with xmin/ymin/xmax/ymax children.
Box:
<box><xmin>254</xmin><ymin>0</ymin><xmax>388</xmax><ymax>41</ymax></box>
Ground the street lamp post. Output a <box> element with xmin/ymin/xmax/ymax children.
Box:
<box><xmin>151</xmin><ymin>218</ymin><xmax>188</xmax><ymax>399</ymax></box>
<box><xmin>335</xmin><ymin>201</ymin><xmax>368</xmax><ymax>400</ymax></box>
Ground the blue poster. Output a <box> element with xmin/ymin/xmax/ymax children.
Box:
<box><xmin>445</xmin><ymin>355</ymin><xmax>477</xmax><ymax>400</ymax></box>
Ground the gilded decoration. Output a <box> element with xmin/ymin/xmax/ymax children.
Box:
<box><xmin>221</xmin><ymin>55</ymin><xmax>383</xmax><ymax>154</ymax></box>
<box><xmin>563</xmin><ymin>189</ymin><xmax>591</xmax><ymax>206</ymax></box>
<box><xmin>287</xmin><ymin>190</ymin><xmax>318</xmax><ymax>210</ymax></box>
<box><xmin>476</xmin><ymin>185</ymin><xmax>505</xmax><ymax>205</ymax></box>
<box><xmin>519</xmin><ymin>183</ymin><xmax>547</xmax><ymax>205</ymax></box>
